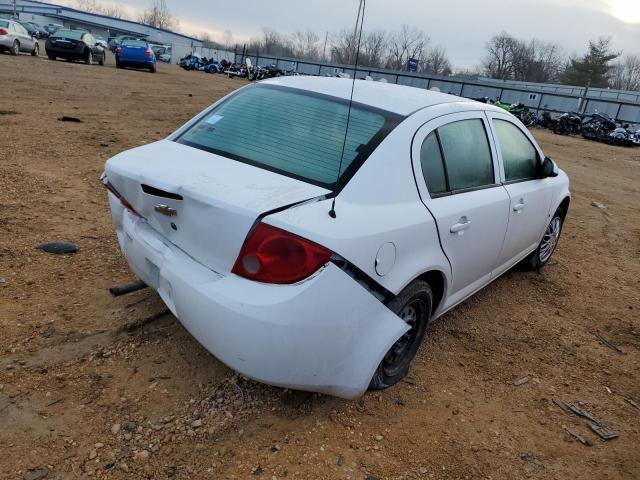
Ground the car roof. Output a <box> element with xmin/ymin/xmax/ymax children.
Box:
<box><xmin>261</xmin><ymin>76</ymin><xmax>478</xmax><ymax>116</ymax></box>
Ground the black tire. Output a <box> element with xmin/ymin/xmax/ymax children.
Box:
<box><xmin>149</xmin><ymin>63</ymin><xmax>156</xmax><ymax>73</ymax></box>
<box><xmin>369</xmin><ymin>280</ymin><xmax>432</xmax><ymax>390</ymax></box>
<box><xmin>47</xmin><ymin>54</ymin><xmax>55</xmax><ymax>60</ymax></box>
<box><xmin>115</xmin><ymin>59</ymin><xmax>122</xmax><ymax>69</ymax></box>
<box><xmin>11</xmin><ymin>40</ymin><xmax>20</xmax><ymax>55</ymax></box>
<box><xmin>98</xmin><ymin>52</ymin><xmax>105</xmax><ymax>66</ymax></box>
<box><xmin>31</xmin><ymin>42</ymin><xmax>39</xmax><ymax>56</ymax></box>
<box><xmin>520</xmin><ymin>207</ymin><xmax>565</xmax><ymax>270</ymax></box>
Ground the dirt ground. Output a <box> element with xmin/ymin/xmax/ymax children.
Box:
<box><xmin>1</xmin><ymin>46</ymin><xmax>639</xmax><ymax>480</ymax></box>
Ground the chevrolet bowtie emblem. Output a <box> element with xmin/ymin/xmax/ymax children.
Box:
<box><xmin>154</xmin><ymin>204</ymin><xmax>177</xmax><ymax>217</ymax></box>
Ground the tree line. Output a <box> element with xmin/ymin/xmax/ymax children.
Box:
<box><xmin>73</xmin><ymin>0</ymin><xmax>640</xmax><ymax>91</ymax></box>
<box><xmin>75</xmin><ymin>0</ymin><xmax>178</xmax><ymax>31</ymax></box>
<box><xmin>236</xmin><ymin>27</ymin><xmax>639</xmax><ymax>91</ymax></box>
<box><xmin>482</xmin><ymin>32</ymin><xmax>639</xmax><ymax>91</ymax></box>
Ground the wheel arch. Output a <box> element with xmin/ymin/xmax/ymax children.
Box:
<box><xmin>415</xmin><ymin>269</ymin><xmax>447</xmax><ymax>316</ymax></box>
<box><xmin>558</xmin><ymin>196</ymin><xmax>570</xmax><ymax>218</ymax></box>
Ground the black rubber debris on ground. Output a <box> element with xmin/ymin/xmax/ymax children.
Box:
<box><xmin>57</xmin><ymin>116</ymin><xmax>82</xmax><ymax>122</ymax></box>
<box><xmin>37</xmin><ymin>242</ymin><xmax>79</xmax><ymax>254</ymax></box>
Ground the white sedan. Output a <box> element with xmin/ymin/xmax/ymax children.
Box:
<box><xmin>103</xmin><ymin>77</ymin><xmax>570</xmax><ymax>399</ymax></box>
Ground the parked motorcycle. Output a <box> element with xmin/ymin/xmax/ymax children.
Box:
<box><xmin>203</xmin><ymin>59</ymin><xmax>222</xmax><ymax>73</ymax></box>
<box><xmin>536</xmin><ymin>111</ymin><xmax>556</xmax><ymax>130</ymax></box>
<box><xmin>248</xmin><ymin>63</ymin><xmax>284</xmax><ymax>81</ymax></box>
<box><xmin>225</xmin><ymin>63</ymin><xmax>249</xmax><ymax>78</ymax></box>
<box><xmin>582</xmin><ymin>112</ymin><xmax>617</xmax><ymax>141</ymax></box>
<box><xmin>553</xmin><ymin>112</ymin><xmax>583</xmax><ymax>136</ymax></box>
<box><xmin>493</xmin><ymin>101</ymin><xmax>536</xmax><ymax>127</ymax></box>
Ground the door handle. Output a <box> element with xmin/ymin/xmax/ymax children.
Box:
<box><xmin>450</xmin><ymin>216</ymin><xmax>471</xmax><ymax>234</ymax></box>
<box><xmin>513</xmin><ymin>200</ymin><xmax>526</xmax><ymax>212</ymax></box>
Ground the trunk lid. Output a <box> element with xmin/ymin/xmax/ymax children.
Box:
<box><xmin>121</xmin><ymin>44</ymin><xmax>148</xmax><ymax>61</ymax></box>
<box><xmin>105</xmin><ymin>140</ymin><xmax>330</xmax><ymax>274</ymax></box>
<box><xmin>52</xmin><ymin>38</ymin><xmax>79</xmax><ymax>49</ymax></box>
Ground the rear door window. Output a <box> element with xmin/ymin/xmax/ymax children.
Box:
<box><xmin>176</xmin><ymin>85</ymin><xmax>401</xmax><ymax>189</ymax></box>
<box><xmin>419</xmin><ymin>118</ymin><xmax>495</xmax><ymax>196</ymax></box>
<box><xmin>493</xmin><ymin>119</ymin><xmax>539</xmax><ymax>181</ymax></box>
<box><xmin>438</xmin><ymin>119</ymin><xmax>494</xmax><ymax>191</ymax></box>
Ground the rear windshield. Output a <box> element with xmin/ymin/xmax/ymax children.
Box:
<box><xmin>176</xmin><ymin>85</ymin><xmax>401</xmax><ymax>190</ymax></box>
<box><xmin>122</xmin><ymin>40</ymin><xmax>147</xmax><ymax>47</ymax></box>
<box><xmin>0</xmin><ymin>20</ymin><xmax>8</xmax><ymax>28</ymax></box>
<box><xmin>53</xmin><ymin>30</ymin><xmax>83</xmax><ymax>40</ymax></box>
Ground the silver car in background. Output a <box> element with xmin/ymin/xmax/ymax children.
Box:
<box><xmin>0</xmin><ymin>19</ymin><xmax>39</xmax><ymax>56</ymax></box>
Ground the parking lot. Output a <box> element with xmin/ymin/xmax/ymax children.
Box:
<box><xmin>1</xmin><ymin>48</ymin><xmax>639</xmax><ymax>479</ymax></box>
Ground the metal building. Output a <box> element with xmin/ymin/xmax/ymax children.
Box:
<box><xmin>0</xmin><ymin>0</ymin><xmax>202</xmax><ymax>50</ymax></box>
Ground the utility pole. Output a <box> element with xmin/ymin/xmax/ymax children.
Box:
<box><xmin>13</xmin><ymin>0</ymin><xmax>17</xmax><ymax>18</ymax></box>
<box><xmin>322</xmin><ymin>30</ymin><xmax>328</xmax><ymax>61</ymax></box>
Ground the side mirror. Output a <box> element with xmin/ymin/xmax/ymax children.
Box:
<box><xmin>540</xmin><ymin>157</ymin><xmax>559</xmax><ymax>178</ymax></box>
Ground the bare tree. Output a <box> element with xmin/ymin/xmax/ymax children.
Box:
<box><xmin>423</xmin><ymin>45</ymin><xmax>452</xmax><ymax>75</ymax></box>
<box><xmin>291</xmin><ymin>30</ymin><xmax>321</xmax><ymax>61</ymax></box>
<box><xmin>482</xmin><ymin>32</ymin><xmax>519</xmax><ymax>79</ymax></box>
<box><xmin>360</xmin><ymin>30</ymin><xmax>388</xmax><ymax>68</ymax></box>
<box><xmin>222</xmin><ymin>29</ymin><xmax>234</xmax><ymax>51</ymax></box>
<box><xmin>609</xmin><ymin>55</ymin><xmax>640</xmax><ymax>91</ymax></box>
<box><xmin>138</xmin><ymin>0</ymin><xmax>178</xmax><ymax>31</ymax></box>
<box><xmin>75</xmin><ymin>0</ymin><xmax>124</xmax><ymax>18</ymax></box>
<box><xmin>386</xmin><ymin>25</ymin><xmax>429</xmax><ymax>70</ymax></box>
<box><xmin>483</xmin><ymin>32</ymin><xmax>565</xmax><ymax>82</ymax></box>
<box><xmin>330</xmin><ymin>28</ymin><xmax>358</xmax><ymax>65</ymax></box>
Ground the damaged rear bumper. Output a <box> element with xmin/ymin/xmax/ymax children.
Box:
<box><xmin>111</xmin><ymin>198</ymin><xmax>409</xmax><ymax>399</ymax></box>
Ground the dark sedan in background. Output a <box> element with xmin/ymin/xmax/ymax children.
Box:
<box><xmin>45</xmin><ymin>29</ymin><xmax>105</xmax><ymax>65</ymax></box>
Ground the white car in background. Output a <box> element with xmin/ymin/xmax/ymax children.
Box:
<box><xmin>103</xmin><ymin>77</ymin><xmax>570</xmax><ymax>399</ymax></box>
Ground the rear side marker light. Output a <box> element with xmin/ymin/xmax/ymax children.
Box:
<box><xmin>232</xmin><ymin>223</ymin><xmax>332</xmax><ymax>284</ymax></box>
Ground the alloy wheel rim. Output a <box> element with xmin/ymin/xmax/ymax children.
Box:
<box><xmin>382</xmin><ymin>299</ymin><xmax>424</xmax><ymax>377</ymax></box>
<box><xmin>539</xmin><ymin>216</ymin><xmax>561</xmax><ymax>263</ymax></box>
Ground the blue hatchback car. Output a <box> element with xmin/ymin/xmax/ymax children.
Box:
<box><xmin>115</xmin><ymin>39</ymin><xmax>156</xmax><ymax>73</ymax></box>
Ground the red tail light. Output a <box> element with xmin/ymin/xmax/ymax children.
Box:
<box><xmin>145</xmin><ymin>48</ymin><xmax>152</xmax><ymax>57</ymax></box>
<box><xmin>116</xmin><ymin>46</ymin><xmax>122</xmax><ymax>54</ymax></box>
<box><xmin>232</xmin><ymin>223</ymin><xmax>332</xmax><ymax>284</ymax></box>
<box><xmin>0</xmin><ymin>29</ymin><xmax>8</xmax><ymax>35</ymax></box>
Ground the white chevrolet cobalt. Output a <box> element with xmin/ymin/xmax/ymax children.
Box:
<box><xmin>103</xmin><ymin>77</ymin><xmax>570</xmax><ymax>399</ymax></box>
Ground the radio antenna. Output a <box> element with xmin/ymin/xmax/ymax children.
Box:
<box><xmin>329</xmin><ymin>0</ymin><xmax>366</xmax><ymax>219</ymax></box>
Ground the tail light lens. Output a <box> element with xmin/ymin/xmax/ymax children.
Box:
<box><xmin>116</xmin><ymin>46</ymin><xmax>122</xmax><ymax>54</ymax></box>
<box><xmin>145</xmin><ymin>48</ymin><xmax>152</xmax><ymax>57</ymax></box>
<box><xmin>232</xmin><ymin>223</ymin><xmax>332</xmax><ymax>284</ymax></box>
<box><xmin>0</xmin><ymin>29</ymin><xmax>8</xmax><ymax>35</ymax></box>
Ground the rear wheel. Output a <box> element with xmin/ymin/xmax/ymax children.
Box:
<box><xmin>369</xmin><ymin>280</ymin><xmax>432</xmax><ymax>390</ymax></box>
<box><xmin>149</xmin><ymin>63</ymin><xmax>156</xmax><ymax>73</ymax></box>
<box><xmin>47</xmin><ymin>54</ymin><xmax>55</xmax><ymax>60</ymax></box>
<box><xmin>98</xmin><ymin>52</ymin><xmax>105</xmax><ymax>66</ymax></box>
<box><xmin>31</xmin><ymin>42</ymin><xmax>39</xmax><ymax>56</ymax></box>
<box><xmin>11</xmin><ymin>40</ymin><xmax>20</xmax><ymax>55</ymax></box>
<box><xmin>520</xmin><ymin>207</ymin><xmax>564</xmax><ymax>270</ymax></box>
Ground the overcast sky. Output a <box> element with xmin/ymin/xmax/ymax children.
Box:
<box><xmin>66</xmin><ymin>0</ymin><xmax>640</xmax><ymax>68</ymax></box>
